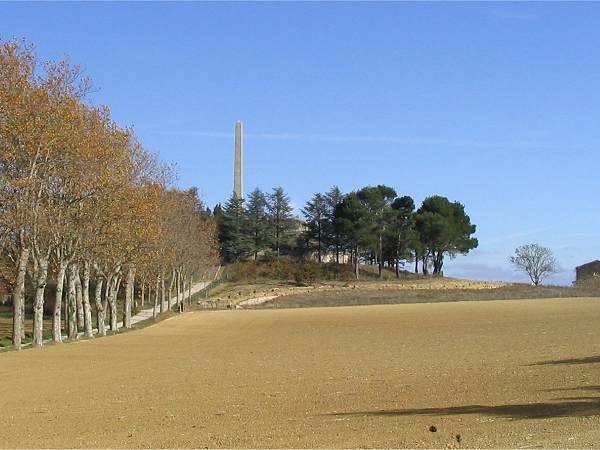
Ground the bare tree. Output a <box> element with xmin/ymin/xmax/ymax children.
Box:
<box><xmin>509</xmin><ymin>243</ymin><xmax>558</xmax><ymax>286</ymax></box>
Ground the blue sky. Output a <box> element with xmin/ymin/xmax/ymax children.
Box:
<box><xmin>2</xmin><ymin>2</ymin><xmax>598</xmax><ymax>285</ymax></box>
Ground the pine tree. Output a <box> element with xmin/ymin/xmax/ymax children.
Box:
<box><xmin>356</xmin><ymin>185</ymin><xmax>397</xmax><ymax>278</ymax></box>
<box><xmin>302</xmin><ymin>193</ymin><xmax>328</xmax><ymax>263</ymax></box>
<box><xmin>389</xmin><ymin>196</ymin><xmax>415</xmax><ymax>277</ymax></box>
<box><xmin>324</xmin><ymin>186</ymin><xmax>344</xmax><ymax>263</ymax></box>
<box><xmin>267</xmin><ymin>187</ymin><xmax>295</xmax><ymax>260</ymax></box>
<box><xmin>219</xmin><ymin>193</ymin><xmax>248</xmax><ymax>262</ymax></box>
<box><xmin>245</xmin><ymin>188</ymin><xmax>269</xmax><ymax>261</ymax></box>
<box><xmin>333</xmin><ymin>193</ymin><xmax>368</xmax><ymax>279</ymax></box>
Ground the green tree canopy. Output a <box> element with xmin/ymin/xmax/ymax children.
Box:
<box><xmin>415</xmin><ymin>196</ymin><xmax>478</xmax><ymax>275</ymax></box>
<box><xmin>267</xmin><ymin>186</ymin><xmax>296</xmax><ymax>260</ymax></box>
<box><xmin>245</xmin><ymin>188</ymin><xmax>269</xmax><ymax>261</ymax></box>
<box><xmin>324</xmin><ymin>186</ymin><xmax>344</xmax><ymax>262</ymax></box>
<box><xmin>387</xmin><ymin>195</ymin><xmax>416</xmax><ymax>276</ymax></box>
<box><xmin>219</xmin><ymin>192</ymin><xmax>249</xmax><ymax>262</ymax></box>
<box><xmin>356</xmin><ymin>185</ymin><xmax>397</xmax><ymax>278</ymax></box>
<box><xmin>302</xmin><ymin>192</ymin><xmax>329</xmax><ymax>263</ymax></box>
<box><xmin>333</xmin><ymin>192</ymin><xmax>369</xmax><ymax>278</ymax></box>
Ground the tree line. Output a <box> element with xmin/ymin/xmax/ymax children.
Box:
<box><xmin>0</xmin><ymin>40</ymin><xmax>219</xmax><ymax>350</ymax></box>
<box><xmin>216</xmin><ymin>185</ymin><xmax>478</xmax><ymax>278</ymax></box>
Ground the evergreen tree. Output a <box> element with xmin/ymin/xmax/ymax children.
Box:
<box><xmin>302</xmin><ymin>193</ymin><xmax>328</xmax><ymax>263</ymax></box>
<box><xmin>219</xmin><ymin>193</ymin><xmax>249</xmax><ymax>262</ymax></box>
<box><xmin>245</xmin><ymin>188</ymin><xmax>269</xmax><ymax>260</ymax></box>
<box><xmin>267</xmin><ymin>187</ymin><xmax>295</xmax><ymax>260</ymax></box>
<box><xmin>389</xmin><ymin>196</ymin><xmax>416</xmax><ymax>277</ymax></box>
<box><xmin>324</xmin><ymin>186</ymin><xmax>344</xmax><ymax>263</ymax></box>
<box><xmin>356</xmin><ymin>185</ymin><xmax>397</xmax><ymax>278</ymax></box>
<box><xmin>415</xmin><ymin>196</ymin><xmax>478</xmax><ymax>275</ymax></box>
<box><xmin>333</xmin><ymin>192</ymin><xmax>368</xmax><ymax>279</ymax></box>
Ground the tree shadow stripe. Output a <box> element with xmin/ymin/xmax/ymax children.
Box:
<box><xmin>529</xmin><ymin>355</ymin><xmax>600</xmax><ymax>366</ymax></box>
<box><xmin>327</xmin><ymin>398</ymin><xmax>600</xmax><ymax>420</ymax></box>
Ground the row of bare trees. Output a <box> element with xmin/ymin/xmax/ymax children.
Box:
<box><xmin>0</xmin><ymin>39</ymin><xmax>219</xmax><ymax>350</ymax></box>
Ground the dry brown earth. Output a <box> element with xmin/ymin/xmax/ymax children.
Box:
<box><xmin>208</xmin><ymin>277</ymin><xmax>506</xmax><ymax>307</ymax></box>
<box><xmin>1</xmin><ymin>298</ymin><xmax>600</xmax><ymax>448</ymax></box>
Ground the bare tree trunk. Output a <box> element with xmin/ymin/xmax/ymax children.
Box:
<box><xmin>115</xmin><ymin>276</ymin><xmax>122</xmax><ymax>301</ymax></box>
<box><xmin>317</xmin><ymin>223</ymin><xmax>322</xmax><ymax>264</ymax></box>
<box><xmin>20</xmin><ymin>295</ymin><xmax>25</xmax><ymax>340</ymax></box>
<box><xmin>183</xmin><ymin>275</ymin><xmax>187</xmax><ymax>305</ymax></box>
<box><xmin>102</xmin><ymin>273</ymin><xmax>110</xmax><ymax>328</ymax></box>
<box><xmin>176</xmin><ymin>270</ymin><xmax>181</xmax><ymax>310</ymax></box>
<box><xmin>182</xmin><ymin>272</ymin><xmax>186</xmax><ymax>306</ymax></box>
<box><xmin>133</xmin><ymin>279</ymin><xmax>138</xmax><ymax>311</ymax></box>
<box><xmin>432</xmin><ymin>251</ymin><xmax>444</xmax><ymax>276</ymax></box>
<box><xmin>354</xmin><ymin>246</ymin><xmax>360</xmax><ymax>280</ymax></box>
<box><xmin>159</xmin><ymin>274</ymin><xmax>164</xmax><ymax>314</ymax></box>
<box><xmin>188</xmin><ymin>276</ymin><xmax>192</xmax><ymax>305</ymax></box>
<box><xmin>168</xmin><ymin>270</ymin><xmax>175</xmax><ymax>308</ymax></box>
<box><xmin>141</xmin><ymin>282</ymin><xmax>145</xmax><ymax>307</ymax></box>
<box><xmin>74</xmin><ymin>265</ymin><xmax>84</xmax><ymax>330</ymax></box>
<box><xmin>32</xmin><ymin>253</ymin><xmax>49</xmax><ymax>347</ymax></box>
<box><xmin>378</xmin><ymin>233</ymin><xmax>383</xmax><ymax>279</ymax></box>
<box><xmin>94</xmin><ymin>276</ymin><xmax>106</xmax><ymax>336</ymax></box>
<box><xmin>109</xmin><ymin>274</ymin><xmax>119</xmax><ymax>332</ymax></box>
<box><xmin>82</xmin><ymin>261</ymin><xmax>93</xmax><ymax>338</ymax></box>
<box><xmin>12</xmin><ymin>246</ymin><xmax>29</xmax><ymax>350</ymax></box>
<box><xmin>67</xmin><ymin>264</ymin><xmax>78</xmax><ymax>339</ymax></box>
<box><xmin>20</xmin><ymin>245</ymin><xmax>28</xmax><ymax>342</ymax></box>
<box><xmin>161</xmin><ymin>274</ymin><xmax>165</xmax><ymax>312</ymax></box>
<box><xmin>53</xmin><ymin>260</ymin><xmax>67</xmax><ymax>343</ymax></box>
<box><xmin>63</xmin><ymin>279</ymin><xmax>68</xmax><ymax>337</ymax></box>
<box><xmin>153</xmin><ymin>276</ymin><xmax>159</xmax><ymax>318</ymax></box>
<box><xmin>123</xmin><ymin>267</ymin><xmax>135</xmax><ymax>328</ymax></box>
<box><xmin>422</xmin><ymin>254</ymin><xmax>429</xmax><ymax>275</ymax></box>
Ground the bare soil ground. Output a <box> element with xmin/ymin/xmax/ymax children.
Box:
<box><xmin>207</xmin><ymin>276</ymin><xmax>600</xmax><ymax>310</ymax></box>
<box><xmin>206</xmin><ymin>277</ymin><xmax>506</xmax><ymax>307</ymax></box>
<box><xmin>257</xmin><ymin>284</ymin><xmax>600</xmax><ymax>309</ymax></box>
<box><xmin>1</xmin><ymin>298</ymin><xmax>600</xmax><ymax>448</ymax></box>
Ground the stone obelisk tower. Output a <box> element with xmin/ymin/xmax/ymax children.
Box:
<box><xmin>233</xmin><ymin>120</ymin><xmax>244</xmax><ymax>199</ymax></box>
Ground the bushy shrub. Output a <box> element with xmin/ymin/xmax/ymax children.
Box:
<box><xmin>294</xmin><ymin>260</ymin><xmax>322</xmax><ymax>285</ymax></box>
<box><xmin>322</xmin><ymin>262</ymin><xmax>354</xmax><ymax>281</ymax></box>
<box><xmin>274</xmin><ymin>260</ymin><xmax>296</xmax><ymax>280</ymax></box>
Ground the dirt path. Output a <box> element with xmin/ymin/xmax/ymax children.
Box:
<box><xmin>1</xmin><ymin>298</ymin><xmax>600</xmax><ymax>448</ymax></box>
<box><xmin>128</xmin><ymin>278</ymin><xmax>212</xmax><ymax>326</ymax></box>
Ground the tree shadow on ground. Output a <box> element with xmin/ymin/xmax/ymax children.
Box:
<box><xmin>546</xmin><ymin>386</ymin><xmax>600</xmax><ymax>393</ymax></box>
<box><xmin>529</xmin><ymin>355</ymin><xmax>600</xmax><ymax>366</ymax></box>
<box><xmin>328</xmin><ymin>398</ymin><xmax>600</xmax><ymax>420</ymax></box>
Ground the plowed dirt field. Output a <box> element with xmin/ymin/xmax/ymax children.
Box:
<box><xmin>1</xmin><ymin>298</ymin><xmax>600</xmax><ymax>448</ymax></box>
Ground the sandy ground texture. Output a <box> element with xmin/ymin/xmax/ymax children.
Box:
<box><xmin>1</xmin><ymin>298</ymin><xmax>600</xmax><ymax>448</ymax></box>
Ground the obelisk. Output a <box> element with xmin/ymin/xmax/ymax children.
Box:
<box><xmin>233</xmin><ymin>120</ymin><xmax>244</xmax><ymax>199</ymax></box>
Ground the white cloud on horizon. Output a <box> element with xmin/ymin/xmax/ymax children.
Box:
<box><xmin>152</xmin><ymin>129</ymin><xmax>551</xmax><ymax>150</ymax></box>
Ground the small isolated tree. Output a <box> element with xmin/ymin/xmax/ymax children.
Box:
<box><xmin>510</xmin><ymin>243</ymin><xmax>558</xmax><ymax>286</ymax></box>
